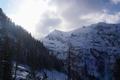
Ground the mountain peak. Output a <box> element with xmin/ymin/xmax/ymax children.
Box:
<box><xmin>49</xmin><ymin>29</ymin><xmax>64</xmax><ymax>36</ymax></box>
<box><xmin>0</xmin><ymin>8</ymin><xmax>2</xmax><ymax>12</ymax></box>
<box><xmin>0</xmin><ymin>8</ymin><xmax>4</xmax><ymax>14</ymax></box>
<box><xmin>53</xmin><ymin>29</ymin><xmax>63</xmax><ymax>33</ymax></box>
<box><xmin>0</xmin><ymin>8</ymin><xmax>6</xmax><ymax>18</ymax></box>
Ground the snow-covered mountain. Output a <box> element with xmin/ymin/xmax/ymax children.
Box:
<box><xmin>43</xmin><ymin>30</ymin><xmax>71</xmax><ymax>59</ymax></box>
<box><xmin>43</xmin><ymin>22</ymin><xmax>120</xmax><ymax>58</ymax></box>
<box><xmin>43</xmin><ymin>22</ymin><xmax>120</xmax><ymax>80</ymax></box>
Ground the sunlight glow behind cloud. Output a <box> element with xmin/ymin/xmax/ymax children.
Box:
<box><xmin>7</xmin><ymin>0</ymin><xmax>56</xmax><ymax>37</ymax></box>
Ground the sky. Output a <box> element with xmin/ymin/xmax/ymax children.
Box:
<box><xmin>0</xmin><ymin>0</ymin><xmax>120</xmax><ymax>39</ymax></box>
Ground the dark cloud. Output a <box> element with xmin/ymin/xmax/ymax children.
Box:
<box><xmin>51</xmin><ymin>0</ymin><xmax>120</xmax><ymax>25</ymax></box>
<box><xmin>36</xmin><ymin>13</ymin><xmax>61</xmax><ymax>37</ymax></box>
<box><xmin>50</xmin><ymin>0</ymin><xmax>108</xmax><ymax>24</ymax></box>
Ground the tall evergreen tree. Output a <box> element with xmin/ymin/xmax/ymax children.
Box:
<box><xmin>2</xmin><ymin>35</ymin><xmax>13</xmax><ymax>80</ymax></box>
<box><xmin>113</xmin><ymin>58</ymin><xmax>120</xmax><ymax>80</ymax></box>
<box><xmin>13</xmin><ymin>39</ymin><xmax>22</xmax><ymax>80</ymax></box>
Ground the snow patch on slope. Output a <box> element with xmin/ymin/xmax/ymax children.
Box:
<box><xmin>13</xmin><ymin>64</ymin><xmax>67</xmax><ymax>80</ymax></box>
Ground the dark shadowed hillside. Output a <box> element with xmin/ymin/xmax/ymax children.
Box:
<box><xmin>0</xmin><ymin>8</ymin><xmax>64</xmax><ymax>80</ymax></box>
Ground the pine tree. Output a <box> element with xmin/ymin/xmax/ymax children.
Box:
<box><xmin>113</xmin><ymin>58</ymin><xmax>120</xmax><ymax>80</ymax></box>
<box><xmin>90</xmin><ymin>48</ymin><xmax>105</xmax><ymax>80</ymax></box>
<box><xmin>13</xmin><ymin>39</ymin><xmax>22</xmax><ymax>80</ymax></box>
<box><xmin>67</xmin><ymin>42</ymin><xmax>73</xmax><ymax>80</ymax></box>
<box><xmin>2</xmin><ymin>35</ymin><xmax>13</xmax><ymax>80</ymax></box>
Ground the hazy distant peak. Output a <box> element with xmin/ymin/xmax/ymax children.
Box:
<box><xmin>52</xmin><ymin>29</ymin><xmax>67</xmax><ymax>34</ymax></box>
<box><xmin>0</xmin><ymin>8</ymin><xmax>5</xmax><ymax>16</ymax></box>
<box><xmin>0</xmin><ymin>8</ymin><xmax>2</xmax><ymax>12</ymax></box>
<box><xmin>0</xmin><ymin>8</ymin><xmax>7</xmax><ymax>20</ymax></box>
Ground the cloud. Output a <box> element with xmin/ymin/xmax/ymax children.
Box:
<box><xmin>35</xmin><ymin>12</ymin><xmax>61</xmax><ymax>38</ymax></box>
<box><xmin>80</xmin><ymin>11</ymin><xmax>120</xmax><ymax>24</ymax></box>
<box><xmin>51</xmin><ymin>0</ymin><xmax>109</xmax><ymax>25</ymax></box>
<box><xmin>111</xmin><ymin>0</ymin><xmax>120</xmax><ymax>4</ymax></box>
<box><xmin>6</xmin><ymin>0</ymin><xmax>50</xmax><ymax>37</ymax></box>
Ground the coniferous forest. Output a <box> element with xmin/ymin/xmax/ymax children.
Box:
<box><xmin>0</xmin><ymin>8</ymin><xmax>64</xmax><ymax>80</ymax></box>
